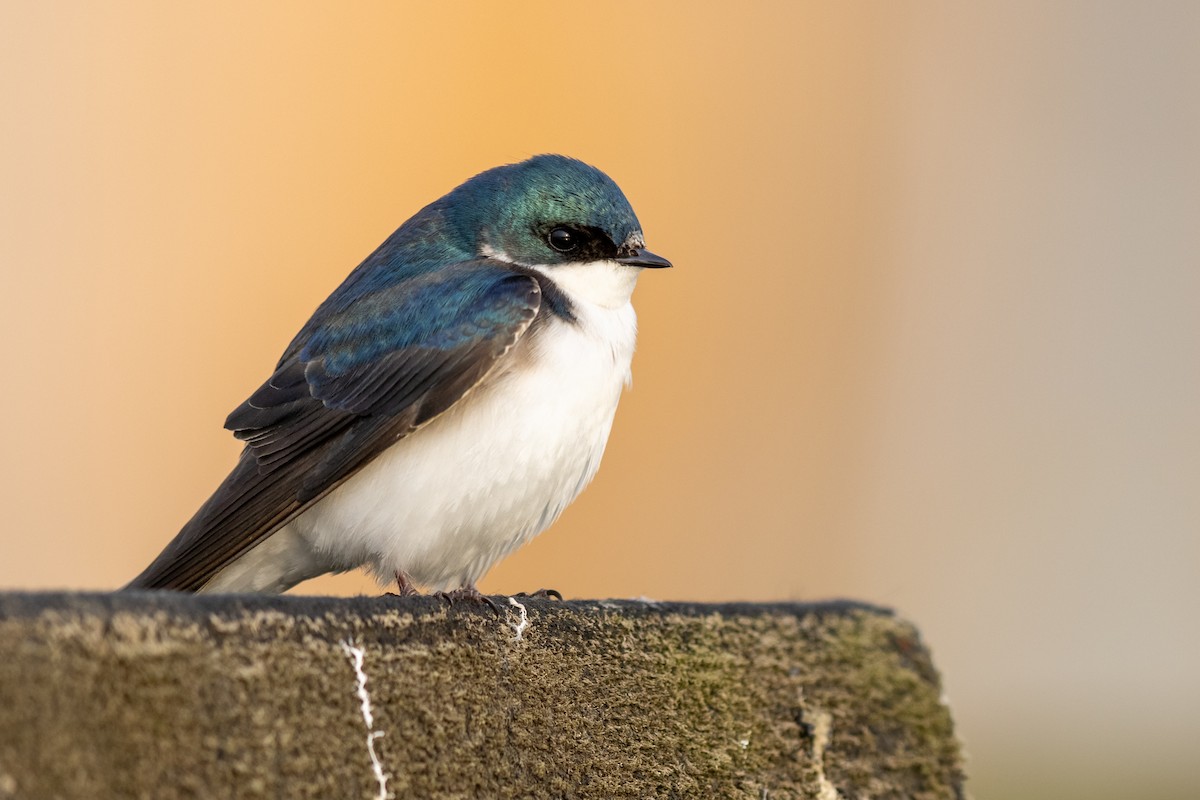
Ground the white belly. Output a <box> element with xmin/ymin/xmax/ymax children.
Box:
<box><xmin>285</xmin><ymin>299</ymin><xmax>637</xmax><ymax>590</ymax></box>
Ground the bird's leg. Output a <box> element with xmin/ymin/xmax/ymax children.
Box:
<box><xmin>514</xmin><ymin>588</ymin><xmax>563</xmax><ymax>601</ymax></box>
<box><xmin>384</xmin><ymin>570</ymin><xmax>421</xmax><ymax>598</ymax></box>
<box><xmin>434</xmin><ymin>584</ymin><xmax>501</xmax><ymax>615</ymax></box>
<box><xmin>395</xmin><ymin>571</ymin><xmax>421</xmax><ymax>596</ymax></box>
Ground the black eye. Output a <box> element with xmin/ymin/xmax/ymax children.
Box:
<box><xmin>547</xmin><ymin>227</ymin><xmax>580</xmax><ymax>253</ymax></box>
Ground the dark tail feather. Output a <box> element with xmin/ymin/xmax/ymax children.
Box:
<box><xmin>123</xmin><ymin>451</ymin><xmax>306</xmax><ymax>592</ymax></box>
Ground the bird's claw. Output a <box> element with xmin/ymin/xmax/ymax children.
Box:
<box><xmin>434</xmin><ymin>585</ymin><xmax>502</xmax><ymax>615</ymax></box>
<box><xmin>515</xmin><ymin>588</ymin><xmax>563</xmax><ymax>601</ymax></box>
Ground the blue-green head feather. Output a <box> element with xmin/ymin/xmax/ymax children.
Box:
<box><xmin>444</xmin><ymin>154</ymin><xmax>645</xmax><ymax>266</ymax></box>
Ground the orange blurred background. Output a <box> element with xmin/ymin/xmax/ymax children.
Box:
<box><xmin>2</xmin><ymin>3</ymin><xmax>1198</xmax><ymax>798</ymax></box>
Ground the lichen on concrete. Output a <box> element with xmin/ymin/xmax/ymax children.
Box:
<box><xmin>0</xmin><ymin>593</ymin><xmax>964</xmax><ymax>799</ymax></box>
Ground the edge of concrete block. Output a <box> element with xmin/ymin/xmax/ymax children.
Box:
<box><xmin>0</xmin><ymin>592</ymin><xmax>966</xmax><ymax>799</ymax></box>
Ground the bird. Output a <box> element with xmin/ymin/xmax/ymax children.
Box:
<box><xmin>126</xmin><ymin>154</ymin><xmax>670</xmax><ymax>597</ymax></box>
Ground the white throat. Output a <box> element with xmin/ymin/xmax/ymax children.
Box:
<box><xmin>480</xmin><ymin>245</ymin><xmax>641</xmax><ymax>310</ymax></box>
<box><xmin>530</xmin><ymin>260</ymin><xmax>641</xmax><ymax>310</ymax></box>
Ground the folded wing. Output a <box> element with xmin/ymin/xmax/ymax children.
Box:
<box><xmin>126</xmin><ymin>262</ymin><xmax>542</xmax><ymax>591</ymax></box>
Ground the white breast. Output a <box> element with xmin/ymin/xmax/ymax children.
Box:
<box><xmin>281</xmin><ymin>261</ymin><xmax>641</xmax><ymax>591</ymax></box>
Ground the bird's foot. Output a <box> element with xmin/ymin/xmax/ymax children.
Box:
<box><xmin>434</xmin><ymin>584</ymin><xmax>501</xmax><ymax>615</ymax></box>
<box><xmin>514</xmin><ymin>588</ymin><xmax>563</xmax><ymax>601</ymax></box>
<box><xmin>383</xmin><ymin>571</ymin><xmax>421</xmax><ymax>598</ymax></box>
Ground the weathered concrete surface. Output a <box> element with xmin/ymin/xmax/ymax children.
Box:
<box><xmin>0</xmin><ymin>592</ymin><xmax>963</xmax><ymax>799</ymax></box>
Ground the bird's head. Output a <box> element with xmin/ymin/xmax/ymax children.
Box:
<box><xmin>445</xmin><ymin>154</ymin><xmax>671</xmax><ymax>271</ymax></box>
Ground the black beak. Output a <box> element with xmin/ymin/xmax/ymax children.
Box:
<box><xmin>616</xmin><ymin>247</ymin><xmax>673</xmax><ymax>269</ymax></box>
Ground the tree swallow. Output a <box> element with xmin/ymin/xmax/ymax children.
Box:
<box><xmin>126</xmin><ymin>155</ymin><xmax>670</xmax><ymax>596</ymax></box>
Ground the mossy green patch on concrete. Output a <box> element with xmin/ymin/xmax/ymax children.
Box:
<box><xmin>0</xmin><ymin>593</ymin><xmax>964</xmax><ymax>799</ymax></box>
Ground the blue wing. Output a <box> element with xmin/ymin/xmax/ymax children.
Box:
<box><xmin>127</xmin><ymin>260</ymin><xmax>542</xmax><ymax>591</ymax></box>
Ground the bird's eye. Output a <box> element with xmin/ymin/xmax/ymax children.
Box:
<box><xmin>547</xmin><ymin>227</ymin><xmax>580</xmax><ymax>253</ymax></box>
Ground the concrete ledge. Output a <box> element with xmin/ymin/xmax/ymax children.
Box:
<box><xmin>0</xmin><ymin>592</ymin><xmax>964</xmax><ymax>799</ymax></box>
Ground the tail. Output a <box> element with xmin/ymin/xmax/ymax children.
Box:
<box><xmin>123</xmin><ymin>451</ymin><xmax>306</xmax><ymax>592</ymax></box>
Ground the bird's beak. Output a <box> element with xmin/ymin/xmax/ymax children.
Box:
<box><xmin>615</xmin><ymin>247</ymin><xmax>673</xmax><ymax>269</ymax></box>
